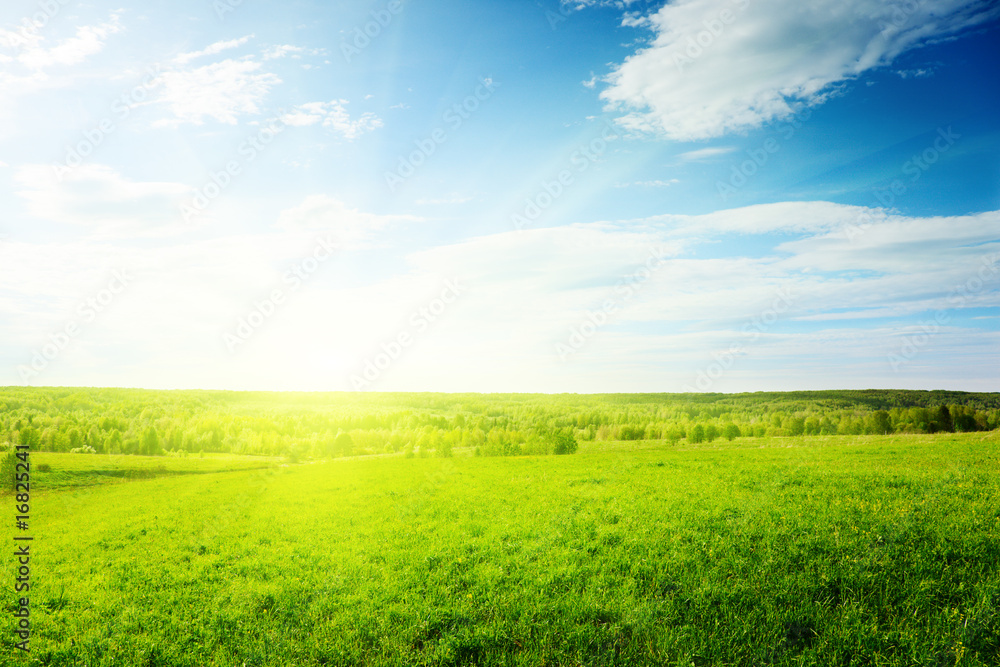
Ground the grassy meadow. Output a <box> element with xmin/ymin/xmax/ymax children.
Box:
<box><xmin>4</xmin><ymin>429</ymin><xmax>1000</xmax><ymax>665</ymax></box>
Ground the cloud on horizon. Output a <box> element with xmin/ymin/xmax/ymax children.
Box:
<box><xmin>3</xmin><ymin>199</ymin><xmax>996</xmax><ymax>391</ymax></box>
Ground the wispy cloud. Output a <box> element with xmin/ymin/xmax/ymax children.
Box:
<box><xmin>152</xmin><ymin>53</ymin><xmax>280</xmax><ymax>127</ymax></box>
<box><xmin>676</xmin><ymin>146</ymin><xmax>736</xmax><ymax>162</ymax></box>
<box><xmin>614</xmin><ymin>179</ymin><xmax>679</xmax><ymax>188</ymax></box>
<box><xmin>14</xmin><ymin>163</ymin><xmax>192</xmax><ymax>235</ymax></box>
<box><xmin>275</xmin><ymin>195</ymin><xmax>419</xmax><ymax>246</ymax></box>
<box><xmin>174</xmin><ymin>35</ymin><xmax>254</xmax><ymax>65</ymax></box>
<box><xmin>2</xmin><ymin>197</ymin><xmax>997</xmax><ymax>390</ymax></box>
<box><xmin>6</xmin><ymin>14</ymin><xmax>122</xmax><ymax>70</ymax></box>
<box><xmin>262</xmin><ymin>44</ymin><xmax>305</xmax><ymax>60</ymax></box>
<box><xmin>0</xmin><ymin>14</ymin><xmax>122</xmax><ymax>100</ymax></box>
<box><xmin>281</xmin><ymin>100</ymin><xmax>382</xmax><ymax>139</ymax></box>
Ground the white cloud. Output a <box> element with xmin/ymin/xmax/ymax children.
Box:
<box><xmin>174</xmin><ymin>35</ymin><xmax>254</xmax><ymax>64</ymax></box>
<box><xmin>281</xmin><ymin>100</ymin><xmax>382</xmax><ymax>139</ymax></box>
<box><xmin>0</xmin><ymin>14</ymin><xmax>122</xmax><ymax>102</ymax></box>
<box><xmin>676</xmin><ymin>146</ymin><xmax>736</xmax><ymax>161</ymax></box>
<box><xmin>897</xmin><ymin>68</ymin><xmax>933</xmax><ymax>79</ymax></box>
<box><xmin>262</xmin><ymin>44</ymin><xmax>304</xmax><ymax>60</ymax></box>
<box><xmin>11</xmin><ymin>15</ymin><xmax>122</xmax><ymax>70</ymax></box>
<box><xmin>2</xmin><ymin>199</ymin><xmax>997</xmax><ymax>391</ymax></box>
<box><xmin>152</xmin><ymin>56</ymin><xmax>280</xmax><ymax>126</ymax></box>
<box><xmin>599</xmin><ymin>0</ymin><xmax>1000</xmax><ymax>140</ymax></box>
<box><xmin>563</xmin><ymin>0</ymin><xmax>647</xmax><ymax>9</ymax></box>
<box><xmin>275</xmin><ymin>195</ymin><xmax>419</xmax><ymax>246</ymax></box>
<box><xmin>13</xmin><ymin>163</ymin><xmax>192</xmax><ymax>234</ymax></box>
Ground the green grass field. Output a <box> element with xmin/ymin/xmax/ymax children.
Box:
<box><xmin>5</xmin><ymin>432</ymin><xmax>1000</xmax><ymax>666</ymax></box>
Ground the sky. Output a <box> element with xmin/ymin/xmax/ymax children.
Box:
<box><xmin>0</xmin><ymin>0</ymin><xmax>998</xmax><ymax>393</ymax></box>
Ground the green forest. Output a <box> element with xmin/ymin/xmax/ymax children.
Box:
<box><xmin>1</xmin><ymin>387</ymin><xmax>997</xmax><ymax>460</ymax></box>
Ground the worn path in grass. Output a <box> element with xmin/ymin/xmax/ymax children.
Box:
<box><xmin>28</xmin><ymin>452</ymin><xmax>281</xmax><ymax>491</ymax></box>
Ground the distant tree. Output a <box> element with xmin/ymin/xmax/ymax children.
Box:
<box><xmin>619</xmin><ymin>425</ymin><xmax>645</xmax><ymax>441</ymax></box>
<box><xmin>18</xmin><ymin>427</ymin><xmax>38</xmax><ymax>447</ymax></box>
<box><xmin>142</xmin><ymin>426</ymin><xmax>161</xmax><ymax>456</ymax></box>
<box><xmin>722</xmin><ymin>424</ymin><xmax>740</xmax><ymax>441</ymax></box>
<box><xmin>868</xmin><ymin>410</ymin><xmax>892</xmax><ymax>435</ymax></box>
<box><xmin>334</xmin><ymin>432</ymin><xmax>354</xmax><ymax>457</ymax></box>
<box><xmin>105</xmin><ymin>430</ymin><xmax>122</xmax><ymax>455</ymax></box>
<box><xmin>436</xmin><ymin>439</ymin><xmax>453</xmax><ymax>457</ymax></box>
<box><xmin>935</xmin><ymin>406</ymin><xmax>954</xmax><ymax>433</ymax></box>
<box><xmin>552</xmin><ymin>431</ymin><xmax>578</xmax><ymax>455</ymax></box>
<box><xmin>67</xmin><ymin>427</ymin><xmax>83</xmax><ymax>450</ymax></box>
<box><xmin>954</xmin><ymin>411</ymin><xmax>978</xmax><ymax>432</ymax></box>
<box><xmin>690</xmin><ymin>424</ymin><xmax>705</xmax><ymax>444</ymax></box>
<box><xmin>665</xmin><ymin>427</ymin><xmax>686</xmax><ymax>444</ymax></box>
<box><xmin>704</xmin><ymin>424</ymin><xmax>719</xmax><ymax>442</ymax></box>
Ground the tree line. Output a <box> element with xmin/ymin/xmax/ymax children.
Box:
<box><xmin>0</xmin><ymin>387</ymin><xmax>996</xmax><ymax>460</ymax></box>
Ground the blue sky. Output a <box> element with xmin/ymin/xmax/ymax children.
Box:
<box><xmin>1</xmin><ymin>0</ymin><xmax>998</xmax><ymax>393</ymax></box>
